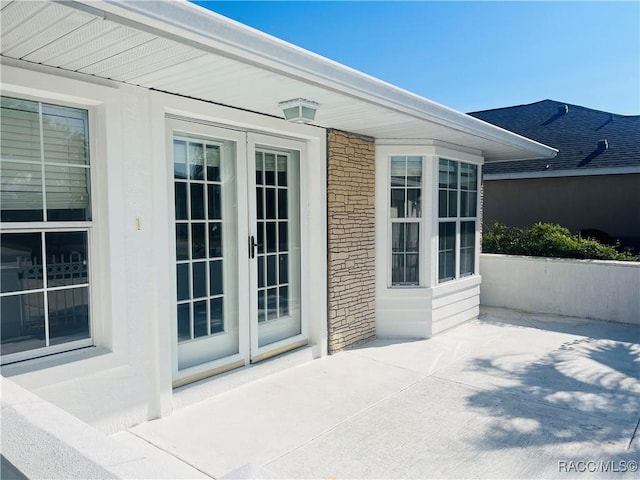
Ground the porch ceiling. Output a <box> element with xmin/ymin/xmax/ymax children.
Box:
<box><xmin>0</xmin><ymin>0</ymin><xmax>557</xmax><ymax>162</ymax></box>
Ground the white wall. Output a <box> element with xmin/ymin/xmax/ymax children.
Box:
<box><xmin>0</xmin><ymin>63</ymin><xmax>327</xmax><ymax>433</ymax></box>
<box><xmin>480</xmin><ymin>254</ymin><xmax>640</xmax><ymax>325</ymax></box>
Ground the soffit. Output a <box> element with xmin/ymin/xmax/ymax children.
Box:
<box><xmin>0</xmin><ymin>0</ymin><xmax>557</xmax><ymax>162</ymax></box>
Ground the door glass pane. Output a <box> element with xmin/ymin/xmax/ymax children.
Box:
<box><xmin>264</xmin><ymin>153</ymin><xmax>276</xmax><ymax>185</ymax></box>
<box><xmin>266</xmin><ymin>222</ymin><xmax>277</xmax><ymax>253</ymax></box>
<box><xmin>175</xmin><ymin>183</ymin><xmax>188</xmax><ymax>220</ymax></box>
<box><xmin>278</xmin><ymin>190</ymin><xmax>288</xmax><ymax>219</ymax></box>
<box><xmin>176</xmin><ymin>224</ymin><xmax>188</xmax><ymax>261</ymax></box>
<box><xmin>267</xmin><ymin>288</ymin><xmax>278</xmax><ymax>321</ymax></box>
<box><xmin>210</xmin><ymin>297</ymin><xmax>223</xmax><ymax>334</ymax></box>
<box><xmin>267</xmin><ymin>254</ymin><xmax>277</xmax><ymax>285</ymax></box>
<box><xmin>208</xmin><ymin>184</ymin><xmax>221</xmax><ymax>220</ymax></box>
<box><xmin>192</xmin><ymin>262</ymin><xmax>207</xmax><ymax>299</ymax></box>
<box><xmin>189</xmin><ymin>143</ymin><xmax>205</xmax><ymax>181</ymax></box>
<box><xmin>209</xmin><ymin>223</ymin><xmax>222</xmax><ymax>258</ymax></box>
<box><xmin>177</xmin><ymin>264</ymin><xmax>189</xmax><ymax>301</ymax></box>
<box><xmin>265</xmin><ymin>188</ymin><xmax>276</xmax><ymax>219</ymax></box>
<box><xmin>191</xmin><ymin>224</ymin><xmax>206</xmax><ymax>259</ymax></box>
<box><xmin>257</xmin><ymin>290</ymin><xmax>266</xmax><ymax>323</ymax></box>
<box><xmin>193</xmin><ymin>300</ymin><xmax>208</xmax><ymax>338</ymax></box>
<box><xmin>277</xmin><ymin>155</ymin><xmax>287</xmax><ymax>186</ymax></box>
<box><xmin>279</xmin><ymin>286</ymin><xmax>289</xmax><ymax>317</ymax></box>
<box><xmin>174</xmin><ymin>140</ymin><xmax>187</xmax><ymax>179</ymax></box>
<box><xmin>209</xmin><ymin>260</ymin><xmax>223</xmax><ymax>296</ymax></box>
<box><xmin>190</xmin><ymin>184</ymin><xmax>205</xmax><ymax>220</ymax></box>
<box><xmin>177</xmin><ymin>303</ymin><xmax>191</xmax><ymax>341</ymax></box>
<box><xmin>279</xmin><ymin>254</ymin><xmax>288</xmax><ymax>283</ymax></box>
<box><xmin>206</xmin><ymin>145</ymin><xmax>220</xmax><ymax>182</ymax></box>
<box><xmin>255</xmin><ymin>148</ymin><xmax>301</xmax><ymax>347</ymax></box>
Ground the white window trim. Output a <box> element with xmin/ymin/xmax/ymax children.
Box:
<box><xmin>0</xmin><ymin>94</ymin><xmax>99</xmax><ymax>365</ymax></box>
<box><xmin>436</xmin><ymin>157</ymin><xmax>481</xmax><ymax>284</ymax></box>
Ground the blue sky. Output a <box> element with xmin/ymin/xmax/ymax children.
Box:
<box><xmin>193</xmin><ymin>1</ymin><xmax>640</xmax><ymax>115</ymax></box>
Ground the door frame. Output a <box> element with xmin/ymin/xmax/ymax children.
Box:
<box><xmin>247</xmin><ymin>132</ymin><xmax>309</xmax><ymax>363</ymax></box>
<box><xmin>166</xmin><ymin>117</ymin><xmax>249</xmax><ymax>386</ymax></box>
<box><xmin>166</xmin><ymin>118</ymin><xmax>311</xmax><ymax>386</ymax></box>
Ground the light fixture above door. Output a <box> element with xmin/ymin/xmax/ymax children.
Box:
<box><xmin>278</xmin><ymin>98</ymin><xmax>319</xmax><ymax>124</ymax></box>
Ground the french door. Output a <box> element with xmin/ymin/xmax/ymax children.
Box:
<box><xmin>169</xmin><ymin>119</ymin><xmax>305</xmax><ymax>384</ymax></box>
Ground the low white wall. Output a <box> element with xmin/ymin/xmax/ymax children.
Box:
<box><xmin>480</xmin><ymin>254</ymin><xmax>640</xmax><ymax>325</ymax></box>
<box><xmin>0</xmin><ymin>377</ymin><xmax>181</xmax><ymax>479</ymax></box>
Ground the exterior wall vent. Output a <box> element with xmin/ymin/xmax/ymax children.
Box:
<box><xmin>558</xmin><ymin>105</ymin><xmax>569</xmax><ymax>115</ymax></box>
<box><xmin>598</xmin><ymin>139</ymin><xmax>609</xmax><ymax>151</ymax></box>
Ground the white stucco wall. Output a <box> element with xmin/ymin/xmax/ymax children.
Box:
<box><xmin>480</xmin><ymin>254</ymin><xmax>640</xmax><ymax>325</ymax></box>
<box><xmin>0</xmin><ymin>64</ymin><xmax>327</xmax><ymax>433</ymax></box>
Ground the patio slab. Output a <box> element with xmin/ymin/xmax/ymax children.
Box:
<box><xmin>121</xmin><ymin>307</ymin><xmax>640</xmax><ymax>479</ymax></box>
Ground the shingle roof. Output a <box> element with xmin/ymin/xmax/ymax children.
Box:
<box><xmin>469</xmin><ymin>100</ymin><xmax>640</xmax><ymax>176</ymax></box>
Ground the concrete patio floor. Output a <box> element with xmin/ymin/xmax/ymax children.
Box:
<box><xmin>113</xmin><ymin>307</ymin><xmax>640</xmax><ymax>479</ymax></box>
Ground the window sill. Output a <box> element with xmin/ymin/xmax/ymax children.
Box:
<box><xmin>389</xmin><ymin>284</ymin><xmax>424</xmax><ymax>289</ymax></box>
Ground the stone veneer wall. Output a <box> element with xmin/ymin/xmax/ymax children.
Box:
<box><xmin>327</xmin><ymin>129</ymin><xmax>376</xmax><ymax>353</ymax></box>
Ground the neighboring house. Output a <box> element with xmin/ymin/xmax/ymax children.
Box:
<box><xmin>469</xmin><ymin>99</ymin><xmax>640</xmax><ymax>251</ymax></box>
<box><xmin>0</xmin><ymin>0</ymin><xmax>555</xmax><ymax>432</ymax></box>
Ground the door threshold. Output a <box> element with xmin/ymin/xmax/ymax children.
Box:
<box><xmin>172</xmin><ymin>344</ymin><xmax>315</xmax><ymax>411</ymax></box>
<box><xmin>251</xmin><ymin>339</ymin><xmax>308</xmax><ymax>363</ymax></box>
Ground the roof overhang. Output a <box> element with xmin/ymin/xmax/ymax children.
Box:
<box><xmin>0</xmin><ymin>0</ymin><xmax>558</xmax><ymax>162</ymax></box>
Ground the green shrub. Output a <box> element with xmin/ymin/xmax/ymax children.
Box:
<box><xmin>482</xmin><ymin>222</ymin><xmax>639</xmax><ymax>261</ymax></box>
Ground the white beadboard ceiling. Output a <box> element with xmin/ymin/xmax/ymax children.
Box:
<box><xmin>0</xmin><ymin>0</ymin><xmax>557</xmax><ymax>161</ymax></box>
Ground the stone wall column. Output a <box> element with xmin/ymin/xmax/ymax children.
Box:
<box><xmin>326</xmin><ymin>129</ymin><xmax>376</xmax><ymax>353</ymax></box>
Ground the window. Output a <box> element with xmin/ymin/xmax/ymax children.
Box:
<box><xmin>438</xmin><ymin>159</ymin><xmax>478</xmax><ymax>283</ymax></box>
<box><xmin>390</xmin><ymin>156</ymin><xmax>422</xmax><ymax>286</ymax></box>
<box><xmin>1</xmin><ymin>96</ymin><xmax>92</xmax><ymax>363</ymax></box>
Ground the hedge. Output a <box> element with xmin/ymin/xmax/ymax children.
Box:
<box><xmin>482</xmin><ymin>223</ymin><xmax>639</xmax><ymax>261</ymax></box>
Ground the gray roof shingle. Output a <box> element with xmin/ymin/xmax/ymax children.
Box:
<box><xmin>469</xmin><ymin>99</ymin><xmax>640</xmax><ymax>176</ymax></box>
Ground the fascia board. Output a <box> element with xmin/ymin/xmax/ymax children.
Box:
<box><xmin>66</xmin><ymin>0</ymin><xmax>557</xmax><ymax>159</ymax></box>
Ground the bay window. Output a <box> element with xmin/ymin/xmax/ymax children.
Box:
<box><xmin>0</xmin><ymin>96</ymin><xmax>92</xmax><ymax>363</ymax></box>
<box><xmin>438</xmin><ymin>158</ymin><xmax>478</xmax><ymax>283</ymax></box>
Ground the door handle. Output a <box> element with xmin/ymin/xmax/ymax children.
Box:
<box><xmin>249</xmin><ymin>235</ymin><xmax>256</xmax><ymax>259</ymax></box>
<box><xmin>249</xmin><ymin>235</ymin><xmax>263</xmax><ymax>259</ymax></box>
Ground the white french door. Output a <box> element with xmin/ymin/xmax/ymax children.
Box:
<box><xmin>248</xmin><ymin>133</ymin><xmax>304</xmax><ymax>362</ymax></box>
<box><xmin>168</xmin><ymin>120</ymin><xmax>305</xmax><ymax>384</ymax></box>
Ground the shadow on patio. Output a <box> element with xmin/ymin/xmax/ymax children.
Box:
<box><xmin>465</xmin><ymin>330</ymin><xmax>640</xmax><ymax>453</ymax></box>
